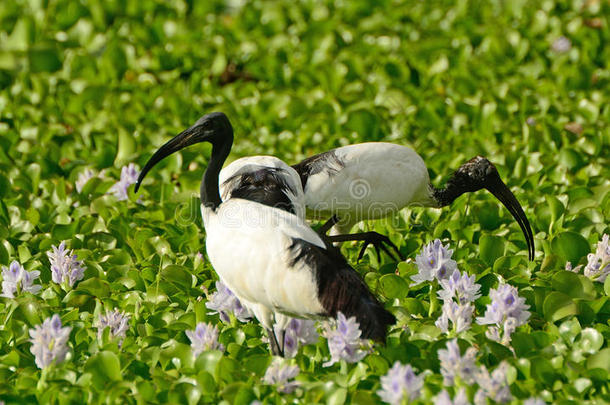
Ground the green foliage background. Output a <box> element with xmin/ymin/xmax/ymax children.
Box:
<box><xmin>0</xmin><ymin>0</ymin><xmax>609</xmax><ymax>403</ymax></box>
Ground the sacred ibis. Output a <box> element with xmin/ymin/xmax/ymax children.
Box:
<box><xmin>135</xmin><ymin>112</ymin><xmax>395</xmax><ymax>356</ymax></box>
<box><xmin>292</xmin><ymin>142</ymin><xmax>535</xmax><ymax>261</ymax></box>
<box><xmin>219</xmin><ymin>156</ymin><xmax>402</xmax><ymax>260</ymax></box>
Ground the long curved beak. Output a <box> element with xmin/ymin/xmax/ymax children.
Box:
<box><xmin>485</xmin><ymin>176</ymin><xmax>535</xmax><ymax>261</ymax></box>
<box><xmin>135</xmin><ymin>125</ymin><xmax>206</xmax><ymax>193</ymax></box>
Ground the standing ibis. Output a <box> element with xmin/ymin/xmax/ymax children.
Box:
<box><xmin>292</xmin><ymin>142</ymin><xmax>535</xmax><ymax>260</ymax></box>
<box><xmin>135</xmin><ymin>112</ymin><xmax>395</xmax><ymax>356</ymax></box>
<box><xmin>219</xmin><ymin>156</ymin><xmax>402</xmax><ymax>260</ymax></box>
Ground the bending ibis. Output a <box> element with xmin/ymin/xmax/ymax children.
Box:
<box><xmin>292</xmin><ymin>142</ymin><xmax>535</xmax><ymax>260</ymax></box>
<box><xmin>135</xmin><ymin>112</ymin><xmax>395</xmax><ymax>356</ymax></box>
<box><xmin>219</xmin><ymin>156</ymin><xmax>402</xmax><ymax>260</ymax></box>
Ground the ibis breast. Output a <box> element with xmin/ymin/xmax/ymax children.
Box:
<box><xmin>202</xmin><ymin>200</ymin><xmax>325</xmax><ymax>319</ymax></box>
<box><xmin>299</xmin><ymin>143</ymin><xmax>432</xmax><ymax>220</ymax></box>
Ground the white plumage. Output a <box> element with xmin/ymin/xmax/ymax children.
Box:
<box><xmin>293</xmin><ymin>142</ymin><xmax>535</xmax><ymax>259</ymax></box>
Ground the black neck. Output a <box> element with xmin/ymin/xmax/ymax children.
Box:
<box><xmin>431</xmin><ymin>183</ymin><xmax>467</xmax><ymax>207</ymax></box>
<box><xmin>201</xmin><ymin>136</ymin><xmax>232</xmax><ymax>210</ymax></box>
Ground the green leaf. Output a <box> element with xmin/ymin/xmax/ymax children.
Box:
<box><xmin>551</xmin><ymin>232</ymin><xmax>590</xmax><ymax>264</ymax></box>
<box><xmin>86</xmin><ymin>351</ymin><xmax>122</xmax><ymax>385</ymax></box>
<box><xmin>160</xmin><ymin>264</ymin><xmax>193</xmax><ymax>289</ymax></box>
<box><xmin>378</xmin><ymin>274</ymin><xmax>408</xmax><ymax>299</ymax></box>
<box><xmin>28</xmin><ymin>47</ymin><xmax>62</xmax><ymax>72</ymax></box>
<box><xmin>551</xmin><ymin>271</ymin><xmax>596</xmax><ymax>300</ymax></box>
<box><xmin>587</xmin><ymin>348</ymin><xmax>610</xmax><ymax>373</ymax></box>
<box><xmin>543</xmin><ymin>292</ymin><xmax>578</xmax><ymax>322</ymax></box>
<box><xmin>479</xmin><ymin>234</ymin><xmax>505</xmax><ymax>266</ymax></box>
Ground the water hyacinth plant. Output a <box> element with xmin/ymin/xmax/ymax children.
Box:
<box><xmin>29</xmin><ymin>315</ymin><xmax>71</xmax><ymax>369</ymax></box>
<box><xmin>1</xmin><ymin>260</ymin><xmax>42</xmax><ymax>298</ymax></box>
<box><xmin>323</xmin><ymin>312</ymin><xmax>369</xmax><ymax>367</ymax></box>
<box><xmin>186</xmin><ymin>322</ymin><xmax>224</xmax><ymax>357</ymax></box>
<box><xmin>205</xmin><ymin>280</ymin><xmax>252</xmax><ymax>323</ymax></box>
<box><xmin>436</xmin><ymin>270</ymin><xmax>481</xmax><ymax>335</ymax></box>
<box><xmin>434</xmin><ymin>388</ymin><xmax>470</xmax><ymax>405</ymax></box>
<box><xmin>96</xmin><ymin>309</ymin><xmax>130</xmax><ymax>346</ymax></box>
<box><xmin>377</xmin><ymin>362</ymin><xmax>424</xmax><ymax>404</ymax></box>
<box><xmin>46</xmin><ymin>242</ymin><xmax>86</xmax><ymax>289</ymax></box>
<box><xmin>108</xmin><ymin>163</ymin><xmax>140</xmax><ymax>201</ymax></box>
<box><xmin>438</xmin><ymin>339</ymin><xmax>477</xmax><ymax>386</ymax></box>
<box><xmin>476</xmin><ymin>283</ymin><xmax>531</xmax><ymax>345</ymax></box>
<box><xmin>275</xmin><ymin>318</ymin><xmax>319</xmax><ymax>358</ymax></box>
<box><xmin>411</xmin><ymin>239</ymin><xmax>457</xmax><ymax>285</ymax></box>
<box><xmin>262</xmin><ymin>361</ymin><xmax>300</xmax><ymax>394</ymax></box>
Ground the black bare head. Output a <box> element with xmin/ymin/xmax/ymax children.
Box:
<box><xmin>433</xmin><ymin>156</ymin><xmax>535</xmax><ymax>261</ymax></box>
<box><xmin>135</xmin><ymin>112</ymin><xmax>234</xmax><ymax>209</ymax></box>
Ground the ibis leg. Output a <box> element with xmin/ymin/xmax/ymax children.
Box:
<box><xmin>318</xmin><ymin>214</ymin><xmax>339</xmax><ymax>235</ymax></box>
<box><xmin>266</xmin><ymin>328</ymin><xmax>284</xmax><ymax>357</ymax></box>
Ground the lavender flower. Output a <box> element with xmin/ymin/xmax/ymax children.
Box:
<box><xmin>263</xmin><ymin>360</ymin><xmax>300</xmax><ymax>393</ymax></box>
<box><xmin>186</xmin><ymin>322</ymin><xmax>224</xmax><ymax>357</ymax></box>
<box><xmin>205</xmin><ymin>280</ymin><xmax>252</xmax><ymax>323</ymax></box>
<box><xmin>29</xmin><ymin>314</ymin><xmax>71</xmax><ymax>369</ymax></box>
<box><xmin>96</xmin><ymin>309</ymin><xmax>130</xmax><ymax>345</ymax></box>
<box><xmin>1</xmin><ymin>260</ymin><xmax>42</xmax><ymax>298</ymax></box>
<box><xmin>476</xmin><ymin>284</ymin><xmax>530</xmax><ymax>344</ymax></box>
<box><xmin>411</xmin><ymin>239</ymin><xmax>457</xmax><ymax>285</ymax></box>
<box><xmin>551</xmin><ymin>36</ymin><xmax>571</xmax><ymax>53</ymax></box>
<box><xmin>436</xmin><ymin>300</ymin><xmax>474</xmax><ymax>334</ymax></box>
<box><xmin>47</xmin><ymin>241</ymin><xmax>86</xmax><ymax>288</ymax></box>
<box><xmin>434</xmin><ymin>388</ymin><xmax>470</xmax><ymax>405</ymax></box>
<box><xmin>565</xmin><ymin>261</ymin><xmax>582</xmax><ymax>273</ymax></box>
<box><xmin>474</xmin><ymin>362</ymin><xmax>512</xmax><ymax>404</ymax></box>
<box><xmin>438</xmin><ymin>270</ymin><xmax>481</xmax><ymax>305</ymax></box>
<box><xmin>276</xmin><ymin>318</ymin><xmax>319</xmax><ymax>358</ymax></box>
<box><xmin>323</xmin><ymin>312</ymin><xmax>368</xmax><ymax>367</ymax></box>
<box><xmin>583</xmin><ymin>234</ymin><xmax>610</xmax><ymax>283</ymax></box>
<box><xmin>438</xmin><ymin>339</ymin><xmax>477</xmax><ymax>386</ymax></box>
<box><xmin>377</xmin><ymin>362</ymin><xmax>424</xmax><ymax>404</ymax></box>
<box><xmin>75</xmin><ymin>168</ymin><xmax>96</xmax><ymax>193</ymax></box>
<box><xmin>109</xmin><ymin>163</ymin><xmax>140</xmax><ymax>201</ymax></box>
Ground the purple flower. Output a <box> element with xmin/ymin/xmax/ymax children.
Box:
<box><xmin>323</xmin><ymin>312</ymin><xmax>368</xmax><ymax>366</ymax></box>
<box><xmin>96</xmin><ymin>309</ymin><xmax>130</xmax><ymax>345</ymax></box>
<box><xmin>436</xmin><ymin>300</ymin><xmax>474</xmax><ymax>334</ymax></box>
<box><xmin>109</xmin><ymin>163</ymin><xmax>140</xmax><ymax>201</ymax></box>
<box><xmin>438</xmin><ymin>270</ymin><xmax>481</xmax><ymax>305</ymax></box>
<box><xmin>205</xmin><ymin>280</ymin><xmax>252</xmax><ymax>323</ymax></box>
<box><xmin>377</xmin><ymin>362</ymin><xmax>423</xmax><ymax>404</ymax></box>
<box><xmin>438</xmin><ymin>339</ymin><xmax>477</xmax><ymax>386</ymax></box>
<box><xmin>276</xmin><ymin>318</ymin><xmax>319</xmax><ymax>358</ymax></box>
<box><xmin>476</xmin><ymin>284</ymin><xmax>530</xmax><ymax>344</ymax></box>
<box><xmin>29</xmin><ymin>314</ymin><xmax>71</xmax><ymax>369</ymax></box>
<box><xmin>75</xmin><ymin>168</ymin><xmax>97</xmax><ymax>193</ymax></box>
<box><xmin>551</xmin><ymin>36</ymin><xmax>571</xmax><ymax>53</ymax></box>
<box><xmin>47</xmin><ymin>241</ymin><xmax>86</xmax><ymax>288</ymax></box>
<box><xmin>434</xmin><ymin>388</ymin><xmax>470</xmax><ymax>405</ymax></box>
<box><xmin>583</xmin><ymin>234</ymin><xmax>610</xmax><ymax>283</ymax></box>
<box><xmin>411</xmin><ymin>239</ymin><xmax>457</xmax><ymax>285</ymax></box>
<box><xmin>263</xmin><ymin>360</ymin><xmax>300</xmax><ymax>393</ymax></box>
<box><xmin>186</xmin><ymin>322</ymin><xmax>224</xmax><ymax>357</ymax></box>
<box><xmin>565</xmin><ymin>261</ymin><xmax>582</xmax><ymax>273</ymax></box>
<box><xmin>474</xmin><ymin>362</ymin><xmax>512</xmax><ymax>404</ymax></box>
<box><xmin>1</xmin><ymin>260</ymin><xmax>42</xmax><ymax>298</ymax></box>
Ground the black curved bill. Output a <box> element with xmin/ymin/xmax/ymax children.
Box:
<box><xmin>485</xmin><ymin>177</ymin><xmax>535</xmax><ymax>261</ymax></box>
<box><xmin>135</xmin><ymin>125</ymin><xmax>202</xmax><ymax>193</ymax></box>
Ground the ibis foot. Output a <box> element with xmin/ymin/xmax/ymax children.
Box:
<box><xmin>326</xmin><ymin>231</ymin><xmax>404</xmax><ymax>262</ymax></box>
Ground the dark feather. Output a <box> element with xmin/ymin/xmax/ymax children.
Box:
<box><xmin>292</xmin><ymin>150</ymin><xmax>344</xmax><ymax>188</ymax></box>
<box><xmin>223</xmin><ymin>167</ymin><xmax>297</xmax><ymax>214</ymax></box>
<box><xmin>288</xmin><ymin>238</ymin><xmax>395</xmax><ymax>342</ymax></box>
